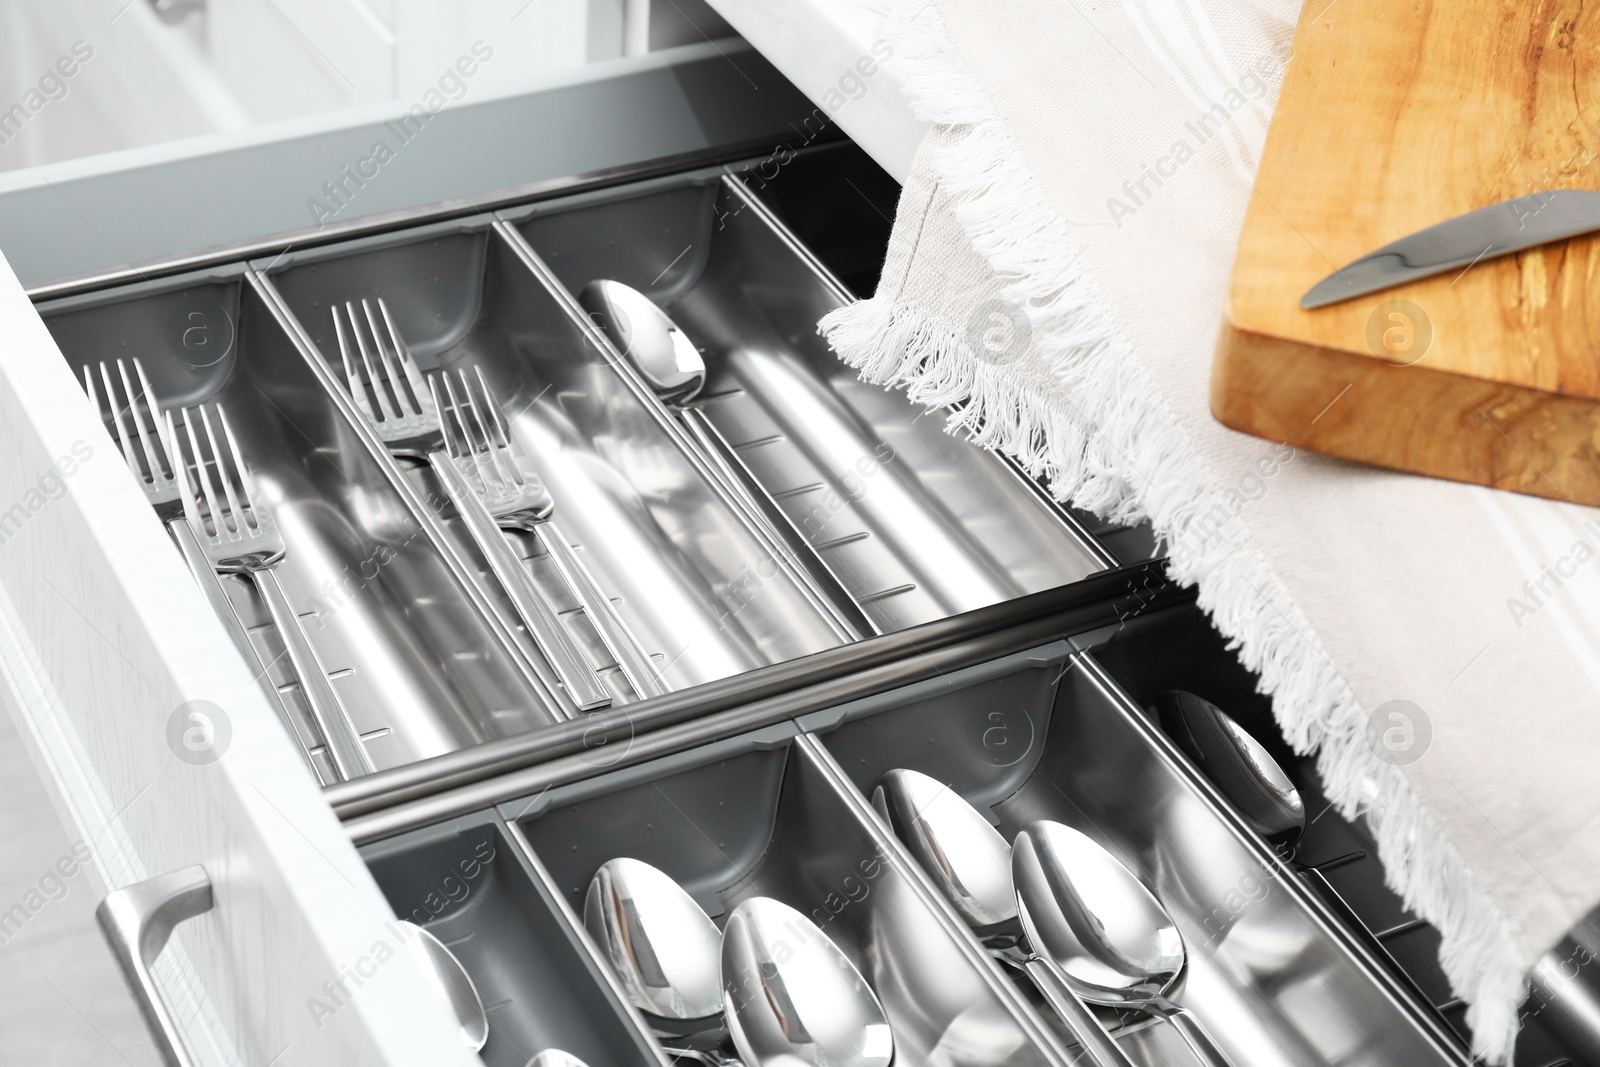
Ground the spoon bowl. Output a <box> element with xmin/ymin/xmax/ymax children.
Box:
<box><xmin>580</xmin><ymin>280</ymin><xmax>706</xmax><ymax>404</ymax></box>
<box><xmin>874</xmin><ymin>770</ymin><xmax>1134</xmax><ymax>1067</ymax></box>
<box><xmin>721</xmin><ymin>896</ymin><xmax>893</xmax><ymax>1067</ymax></box>
<box><xmin>1152</xmin><ymin>690</ymin><xmax>1305</xmax><ymax>845</ymax></box>
<box><xmin>872</xmin><ymin>768</ymin><xmax>1018</xmax><ymax>935</ymax></box>
<box><xmin>584</xmin><ymin>858</ymin><xmax>724</xmax><ymax>1027</ymax></box>
<box><xmin>1011</xmin><ymin>822</ymin><xmax>1184</xmax><ymax>1005</ymax></box>
<box><xmin>1013</xmin><ymin>821</ymin><xmax>1237</xmax><ymax>1067</ymax></box>
<box><xmin>398</xmin><ymin>920</ymin><xmax>488</xmax><ymax>1052</ymax></box>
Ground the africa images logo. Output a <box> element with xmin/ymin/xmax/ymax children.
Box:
<box><xmin>167</xmin><ymin>700</ymin><xmax>232</xmax><ymax>766</ymax></box>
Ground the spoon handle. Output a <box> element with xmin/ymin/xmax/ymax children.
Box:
<box><xmin>1022</xmin><ymin>959</ymin><xmax>1138</xmax><ymax>1067</ymax></box>
<box><xmin>1146</xmin><ymin>998</ymin><xmax>1238</xmax><ymax>1067</ymax></box>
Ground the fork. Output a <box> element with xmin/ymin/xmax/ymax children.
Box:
<box><xmin>165</xmin><ymin>401</ymin><xmax>375</xmax><ymax>780</ymax></box>
<box><xmin>82</xmin><ymin>358</ymin><xmax>328</xmax><ymax>781</ymax></box>
<box><xmin>332</xmin><ymin>298</ymin><xmax>614</xmax><ymax>710</ymax></box>
<box><xmin>432</xmin><ymin>367</ymin><xmax>668</xmax><ymax>700</ymax></box>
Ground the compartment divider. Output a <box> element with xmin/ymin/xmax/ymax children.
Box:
<box><xmin>793</xmin><ymin>733</ymin><xmax>1083</xmax><ymax>1067</ymax></box>
<box><xmin>341</xmin><ymin>571</ymin><xmax>1188</xmax><ymax>842</ymax></box>
<box><xmin>246</xmin><ymin>267</ymin><xmax>579</xmax><ymax>723</ymax></box>
<box><xmin>488</xmin><ymin>219</ymin><xmax>868</xmax><ymax>643</ymax></box>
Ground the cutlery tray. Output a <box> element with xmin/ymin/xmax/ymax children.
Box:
<box><xmin>35</xmin><ymin>142</ymin><xmax>1149</xmax><ymax>788</ymax></box>
<box><xmin>507</xmin><ymin>169</ymin><xmax>1113</xmax><ymax>634</ymax></box>
<box><xmin>355</xmin><ymin>627</ymin><xmax>1463</xmax><ymax>1067</ymax></box>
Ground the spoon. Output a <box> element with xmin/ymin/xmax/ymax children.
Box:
<box><xmin>584</xmin><ymin>858</ymin><xmax>737</xmax><ymax>1064</ymax></box>
<box><xmin>1012</xmin><ymin>821</ymin><xmax>1237</xmax><ymax>1067</ymax></box>
<box><xmin>721</xmin><ymin>896</ymin><xmax>893</xmax><ymax>1067</ymax></box>
<box><xmin>579</xmin><ymin>280</ymin><xmax>706</xmax><ymax>404</ymax></box>
<box><xmin>1152</xmin><ymin>690</ymin><xmax>1305</xmax><ymax>846</ymax></box>
<box><xmin>873</xmin><ymin>769</ymin><xmax>1134</xmax><ymax>1067</ymax></box>
<box><xmin>398</xmin><ymin>920</ymin><xmax>488</xmax><ymax>1052</ymax></box>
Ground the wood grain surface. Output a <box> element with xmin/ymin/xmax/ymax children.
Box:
<box><xmin>1214</xmin><ymin>0</ymin><xmax>1600</xmax><ymax>504</ymax></box>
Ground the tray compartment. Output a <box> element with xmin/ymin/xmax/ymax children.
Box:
<box><xmin>507</xmin><ymin>172</ymin><xmax>1113</xmax><ymax>634</ymax></box>
<box><xmin>806</xmin><ymin>642</ymin><xmax>1463</xmax><ymax>1066</ymax></box>
<box><xmin>41</xmin><ymin>274</ymin><xmax>558</xmax><ymax>780</ymax></box>
<box><xmin>261</xmin><ymin>220</ymin><xmax>849</xmax><ymax>702</ymax></box>
<box><xmin>361</xmin><ymin>816</ymin><xmax>664</xmax><ymax>1067</ymax></box>
<box><xmin>1092</xmin><ymin>608</ymin><xmax>1589</xmax><ymax>1066</ymax></box>
<box><xmin>509</xmin><ymin>725</ymin><xmax>1072</xmax><ymax>1067</ymax></box>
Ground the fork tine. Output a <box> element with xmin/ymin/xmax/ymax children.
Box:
<box><xmin>471</xmin><ymin>366</ymin><xmax>512</xmax><ymax>448</ymax></box>
<box><xmin>215</xmin><ymin>405</ymin><xmax>260</xmax><ymax>533</ymax></box>
<box><xmin>469</xmin><ymin>367</ymin><xmax>525</xmax><ymax>492</ymax></box>
<box><xmin>97</xmin><ymin>361</ymin><xmax>142</xmax><ymax>481</ymax></box>
<box><xmin>185</xmin><ymin>407</ymin><xmax>227</xmax><ymax>538</ymax></box>
<box><xmin>457</xmin><ymin>369</ymin><xmax>514</xmax><ymax>494</ymax></box>
<box><xmin>442</xmin><ymin>370</ymin><xmax>492</xmax><ymax>491</ymax></box>
<box><xmin>168</xmin><ymin>410</ymin><xmax>205</xmax><ymax>535</ymax></box>
<box><xmin>202</xmin><ymin>406</ymin><xmax>249</xmax><ymax>537</ymax></box>
<box><xmin>346</xmin><ymin>301</ymin><xmax>399</xmax><ymax>424</ymax></box>
<box><xmin>123</xmin><ymin>358</ymin><xmax>170</xmax><ymax>483</ymax></box>
<box><xmin>333</xmin><ymin>306</ymin><xmax>368</xmax><ymax>415</ymax></box>
<box><xmin>362</xmin><ymin>298</ymin><xmax>418</xmax><ymax>418</ymax></box>
<box><xmin>428</xmin><ymin>373</ymin><xmax>458</xmax><ymax>456</ymax></box>
<box><xmin>377</xmin><ymin>298</ymin><xmax>431</xmax><ymax>415</ymax></box>
<box><xmin>84</xmin><ymin>364</ymin><xmax>126</xmax><ymax>477</ymax></box>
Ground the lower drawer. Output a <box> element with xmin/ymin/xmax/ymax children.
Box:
<box><xmin>348</xmin><ymin>632</ymin><xmax>1465</xmax><ymax>1067</ymax></box>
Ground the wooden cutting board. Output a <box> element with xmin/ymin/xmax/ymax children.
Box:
<box><xmin>1213</xmin><ymin>0</ymin><xmax>1600</xmax><ymax>505</ymax></box>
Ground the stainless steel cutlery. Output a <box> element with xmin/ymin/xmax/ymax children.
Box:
<box><xmin>165</xmin><ymin>401</ymin><xmax>375</xmax><ymax>780</ymax></box>
<box><xmin>1153</xmin><ymin>690</ymin><xmax>1305</xmax><ymax>845</ymax></box>
<box><xmin>579</xmin><ymin>280</ymin><xmax>706</xmax><ymax>405</ymax></box>
<box><xmin>1013</xmin><ymin>821</ymin><xmax>1237</xmax><ymax>1067</ymax></box>
<box><xmin>83</xmin><ymin>358</ymin><xmax>179</xmax><ymax>513</ymax></box>
<box><xmin>584</xmin><ymin>858</ymin><xmax>732</xmax><ymax>1063</ymax></box>
<box><xmin>334</xmin><ymin>298</ymin><xmax>666</xmax><ymax>707</ymax></box>
<box><xmin>332</xmin><ymin>298</ymin><xmax>610</xmax><ymax>712</ymax></box>
<box><xmin>585</xmin><ymin>858</ymin><xmax>894</xmax><ymax>1067</ymax></box>
<box><xmin>430</xmin><ymin>365</ymin><xmax>667</xmax><ymax>701</ymax></box>
<box><xmin>721</xmin><ymin>896</ymin><xmax>892</xmax><ymax>1067</ymax></box>
<box><xmin>873</xmin><ymin>768</ymin><xmax>1134</xmax><ymax>1067</ymax></box>
<box><xmin>1301</xmin><ymin>189</ymin><xmax>1600</xmax><ymax>308</ymax></box>
<box><xmin>83</xmin><ymin>359</ymin><xmax>326</xmax><ymax>781</ymax></box>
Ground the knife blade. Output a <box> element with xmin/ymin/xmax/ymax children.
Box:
<box><xmin>1301</xmin><ymin>189</ymin><xmax>1600</xmax><ymax>309</ymax></box>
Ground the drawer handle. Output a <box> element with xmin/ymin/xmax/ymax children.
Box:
<box><xmin>96</xmin><ymin>865</ymin><xmax>214</xmax><ymax>1067</ymax></box>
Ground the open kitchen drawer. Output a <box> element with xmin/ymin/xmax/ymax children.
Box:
<box><xmin>0</xmin><ymin>36</ymin><xmax>1168</xmax><ymax>1067</ymax></box>
<box><xmin>4</xmin><ymin>21</ymin><xmax>1579</xmax><ymax>1067</ymax></box>
<box><xmin>9</xmin><ymin>18</ymin><xmax>1582</xmax><ymax>1065</ymax></box>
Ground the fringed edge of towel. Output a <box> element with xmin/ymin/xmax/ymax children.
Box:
<box><xmin>820</xmin><ymin>5</ymin><xmax>1527</xmax><ymax>1061</ymax></box>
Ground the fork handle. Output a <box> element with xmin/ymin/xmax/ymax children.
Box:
<box><xmin>168</xmin><ymin>520</ymin><xmax>321</xmax><ymax>782</ymax></box>
<box><xmin>536</xmin><ymin>521</ymin><xmax>668</xmax><ymax>699</ymax></box>
<box><xmin>428</xmin><ymin>451</ymin><xmax>611</xmax><ymax>712</ymax></box>
<box><xmin>250</xmin><ymin>566</ymin><xmax>375</xmax><ymax>781</ymax></box>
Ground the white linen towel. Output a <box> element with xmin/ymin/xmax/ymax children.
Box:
<box><xmin>820</xmin><ymin>2</ymin><xmax>1600</xmax><ymax>1060</ymax></box>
